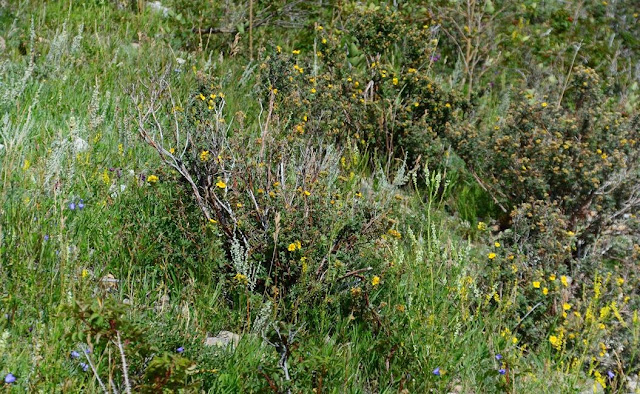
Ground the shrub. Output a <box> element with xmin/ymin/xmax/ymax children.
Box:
<box><xmin>134</xmin><ymin>69</ymin><xmax>412</xmax><ymax>322</ymax></box>
<box><xmin>258</xmin><ymin>6</ymin><xmax>461</xmax><ymax>168</ymax></box>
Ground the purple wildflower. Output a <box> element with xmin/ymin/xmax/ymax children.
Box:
<box><xmin>499</xmin><ymin>368</ymin><xmax>506</xmax><ymax>375</ymax></box>
<box><xmin>78</xmin><ymin>199</ymin><xmax>85</xmax><ymax>210</ymax></box>
<box><xmin>70</xmin><ymin>351</ymin><xmax>80</xmax><ymax>359</ymax></box>
<box><xmin>430</xmin><ymin>54</ymin><xmax>441</xmax><ymax>62</ymax></box>
<box><xmin>4</xmin><ymin>373</ymin><xmax>16</xmax><ymax>383</ymax></box>
<box><xmin>432</xmin><ymin>367</ymin><xmax>440</xmax><ymax>376</ymax></box>
<box><xmin>607</xmin><ymin>370</ymin><xmax>615</xmax><ymax>379</ymax></box>
<box><xmin>68</xmin><ymin>202</ymin><xmax>76</xmax><ymax>210</ymax></box>
<box><xmin>79</xmin><ymin>363</ymin><xmax>89</xmax><ymax>372</ymax></box>
<box><xmin>495</xmin><ymin>354</ymin><xmax>502</xmax><ymax>360</ymax></box>
<box><xmin>44</xmin><ymin>235</ymin><xmax>49</xmax><ymax>241</ymax></box>
<box><xmin>176</xmin><ymin>347</ymin><xmax>184</xmax><ymax>353</ymax></box>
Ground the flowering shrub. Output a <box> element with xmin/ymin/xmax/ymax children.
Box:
<box><xmin>449</xmin><ymin>66</ymin><xmax>640</xmax><ymax>263</ymax></box>
<box><xmin>134</xmin><ymin>69</ymin><xmax>415</xmax><ymax>320</ymax></box>
<box><xmin>258</xmin><ymin>7</ymin><xmax>461</xmax><ymax>167</ymax></box>
<box><xmin>452</xmin><ymin>66</ymin><xmax>640</xmax><ymax>374</ymax></box>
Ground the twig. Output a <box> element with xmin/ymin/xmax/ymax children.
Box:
<box><xmin>337</xmin><ymin>267</ymin><xmax>373</xmax><ymax>281</ymax></box>
<box><xmin>83</xmin><ymin>348</ymin><xmax>109</xmax><ymax>394</ymax></box>
<box><xmin>557</xmin><ymin>42</ymin><xmax>582</xmax><ymax>109</ymax></box>
<box><xmin>512</xmin><ymin>301</ymin><xmax>543</xmax><ymax>332</ymax></box>
<box><xmin>115</xmin><ymin>331</ymin><xmax>132</xmax><ymax>394</ymax></box>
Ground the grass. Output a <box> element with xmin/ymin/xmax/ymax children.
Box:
<box><xmin>0</xmin><ymin>1</ymin><xmax>638</xmax><ymax>393</ymax></box>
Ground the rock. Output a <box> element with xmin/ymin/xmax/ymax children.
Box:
<box><xmin>204</xmin><ymin>331</ymin><xmax>241</xmax><ymax>349</ymax></box>
<box><xmin>146</xmin><ymin>1</ymin><xmax>170</xmax><ymax>18</ymax></box>
<box><xmin>628</xmin><ymin>374</ymin><xmax>639</xmax><ymax>392</ymax></box>
<box><xmin>99</xmin><ymin>274</ymin><xmax>119</xmax><ymax>291</ymax></box>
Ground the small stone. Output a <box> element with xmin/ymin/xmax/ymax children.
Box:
<box><xmin>146</xmin><ymin>1</ymin><xmax>170</xmax><ymax>17</ymax></box>
<box><xmin>204</xmin><ymin>331</ymin><xmax>241</xmax><ymax>349</ymax></box>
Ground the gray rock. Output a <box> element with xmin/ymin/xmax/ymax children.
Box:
<box><xmin>146</xmin><ymin>1</ymin><xmax>170</xmax><ymax>17</ymax></box>
<box><xmin>204</xmin><ymin>331</ymin><xmax>241</xmax><ymax>349</ymax></box>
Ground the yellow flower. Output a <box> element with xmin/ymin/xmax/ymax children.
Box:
<box><xmin>616</xmin><ymin>277</ymin><xmax>624</xmax><ymax>286</ymax></box>
<box><xmin>303</xmin><ymin>190</ymin><xmax>311</xmax><ymax>196</ymax></box>
<box><xmin>288</xmin><ymin>243</ymin><xmax>297</xmax><ymax>252</ymax></box>
<box><xmin>169</xmin><ymin>147</ymin><xmax>176</xmax><ymax>154</ymax></box>
<box><xmin>542</xmin><ymin>287</ymin><xmax>548</xmax><ymax>295</ymax></box>
<box><xmin>81</xmin><ymin>269</ymin><xmax>89</xmax><ymax>279</ymax></box>
<box><xmin>533</xmin><ymin>281</ymin><xmax>541</xmax><ymax>289</ymax></box>
<box><xmin>477</xmin><ymin>222</ymin><xmax>487</xmax><ymax>231</ymax></box>
<box><xmin>310</xmin><ymin>88</ymin><xmax>316</xmax><ymax>94</ymax></box>
<box><xmin>199</xmin><ymin>93</ymin><xmax>206</xmax><ymax>100</ymax></box>
<box><xmin>292</xmin><ymin>49</ymin><xmax>300</xmax><ymax>55</ymax></box>
<box><xmin>200</xmin><ymin>150</ymin><xmax>211</xmax><ymax>162</ymax></box>
<box><xmin>372</xmin><ymin>276</ymin><xmax>380</xmax><ymax>286</ymax></box>
<box><xmin>295</xmin><ymin>240</ymin><xmax>302</xmax><ymax>250</ymax></box>
<box><xmin>392</xmin><ymin>77</ymin><xmax>398</xmax><ymax>85</ymax></box>
<box><xmin>541</xmin><ymin>102</ymin><xmax>548</xmax><ymax>108</ymax></box>
<box><xmin>494</xmin><ymin>242</ymin><xmax>501</xmax><ymax>248</ymax></box>
<box><xmin>560</xmin><ymin>275</ymin><xmax>569</xmax><ymax>287</ymax></box>
<box><xmin>147</xmin><ymin>175</ymin><xmax>159</xmax><ymax>183</ymax></box>
<box><xmin>563</xmin><ymin>303</ymin><xmax>571</xmax><ymax>311</ymax></box>
<box><xmin>488</xmin><ymin>253</ymin><xmax>497</xmax><ymax>260</ymax></box>
<box><xmin>214</xmin><ymin>180</ymin><xmax>227</xmax><ymax>189</ymax></box>
<box><xmin>387</xmin><ymin>229</ymin><xmax>402</xmax><ymax>239</ymax></box>
<box><xmin>234</xmin><ymin>273</ymin><xmax>248</xmax><ymax>285</ymax></box>
<box><xmin>23</xmin><ymin>160</ymin><xmax>31</xmax><ymax>171</ymax></box>
<box><xmin>549</xmin><ymin>274</ymin><xmax>556</xmax><ymax>281</ymax></box>
<box><xmin>209</xmin><ymin>218</ymin><xmax>217</xmax><ymax>224</ymax></box>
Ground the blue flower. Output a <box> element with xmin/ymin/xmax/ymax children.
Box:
<box><xmin>68</xmin><ymin>202</ymin><xmax>76</xmax><ymax>210</ymax></box>
<box><xmin>607</xmin><ymin>370</ymin><xmax>615</xmax><ymax>379</ymax></box>
<box><xmin>499</xmin><ymin>369</ymin><xmax>506</xmax><ymax>375</ymax></box>
<box><xmin>4</xmin><ymin>373</ymin><xmax>16</xmax><ymax>383</ymax></box>
<box><xmin>78</xmin><ymin>200</ymin><xmax>85</xmax><ymax>210</ymax></box>
<box><xmin>176</xmin><ymin>347</ymin><xmax>184</xmax><ymax>353</ymax></box>
<box><xmin>432</xmin><ymin>367</ymin><xmax>440</xmax><ymax>376</ymax></box>
<box><xmin>44</xmin><ymin>235</ymin><xmax>49</xmax><ymax>241</ymax></box>
<box><xmin>70</xmin><ymin>351</ymin><xmax>80</xmax><ymax>359</ymax></box>
<box><xmin>79</xmin><ymin>363</ymin><xmax>89</xmax><ymax>372</ymax></box>
<box><xmin>495</xmin><ymin>354</ymin><xmax>502</xmax><ymax>360</ymax></box>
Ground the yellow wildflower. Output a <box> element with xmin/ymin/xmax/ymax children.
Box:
<box><xmin>372</xmin><ymin>276</ymin><xmax>380</xmax><ymax>286</ymax></box>
<box><xmin>477</xmin><ymin>222</ymin><xmax>487</xmax><ymax>231</ymax></box>
<box><xmin>542</xmin><ymin>287</ymin><xmax>549</xmax><ymax>295</ymax></box>
<box><xmin>549</xmin><ymin>274</ymin><xmax>556</xmax><ymax>281</ymax></box>
<box><xmin>561</xmin><ymin>275</ymin><xmax>569</xmax><ymax>287</ymax></box>
<box><xmin>541</xmin><ymin>102</ymin><xmax>548</xmax><ymax>108</ymax></box>
<box><xmin>200</xmin><ymin>150</ymin><xmax>211</xmax><ymax>162</ymax></box>
<box><xmin>147</xmin><ymin>175</ymin><xmax>159</xmax><ymax>183</ymax></box>
<box><xmin>494</xmin><ymin>242</ymin><xmax>501</xmax><ymax>248</ymax></box>
<box><xmin>215</xmin><ymin>180</ymin><xmax>227</xmax><ymax>189</ymax></box>
<box><xmin>288</xmin><ymin>243</ymin><xmax>297</xmax><ymax>252</ymax></box>
<box><xmin>234</xmin><ymin>273</ymin><xmax>248</xmax><ymax>285</ymax></box>
<box><xmin>488</xmin><ymin>253</ymin><xmax>497</xmax><ymax>260</ymax></box>
<box><xmin>563</xmin><ymin>303</ymin><xmax>571</xmax><ymax>311</ymax></box>
<box><xmin>533</xmin><ymin>281</ymin><xmax>541</xmax><ymax>289</ymax></box>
